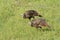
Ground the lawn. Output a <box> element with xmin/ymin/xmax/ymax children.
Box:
<box><xmin>0</xmin><ymin>0</ymin><xmax>60</xmax><ymax>40</ymax></box>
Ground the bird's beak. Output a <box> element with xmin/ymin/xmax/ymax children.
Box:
<box><xmin>20</xmin><ymin>14</ymin><xmax>23</xmax><ymax>17</ymax></box>
<box><xmin>20</xmin><ymin>14</ymin><xmax>23</xmax><ymax>16</ymax></box>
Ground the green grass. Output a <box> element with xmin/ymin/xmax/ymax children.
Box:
<box><xmin>0</xmin><ymin>0</ymin><xmax>60</xmax><ymax>40</ymax></box>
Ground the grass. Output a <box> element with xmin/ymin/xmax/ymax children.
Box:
<box><xmin>0</xmin><ymin>0</ymin><xmax>60</xmax><ymax>40</ymax></box>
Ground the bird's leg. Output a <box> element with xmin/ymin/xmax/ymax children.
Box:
<box><xmin>29</xmin><ymin>17</ymin><xmax>31</xmax><ymax>21</ymax></box>
<box><xmin>40</xmin><ymin>27</ymin><xmax>42</xmax><ymax>28</ymax></box>
<box><xmin>32</xmin><ymin>16</ymin><xmax>35</xmax><ymax>19</ymax></box>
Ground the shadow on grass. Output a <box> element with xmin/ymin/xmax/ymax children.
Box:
<box><xmin>38</xmin><ymin>28</ymin><xmax>55</xmax><ymax>32</ymax></box>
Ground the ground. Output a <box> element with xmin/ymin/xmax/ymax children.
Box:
<box><xmin>0</xmin><ymin>0</ymin><xmax>60</xmax><ymax>40</ymax></box>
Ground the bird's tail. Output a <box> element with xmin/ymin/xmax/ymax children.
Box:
<box><xmin>38</xmin><ymin>15</ymin><xmax>42</xmax><ymax>17</ymax></box>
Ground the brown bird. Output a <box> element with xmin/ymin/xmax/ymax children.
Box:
<box><xmin>29</xmin><ymin>18</ymin><xmax>50</xmax><ymax>28</ymax></box>
<box><xmin>22</xmin><ymin>10</ymin><xmax>42</xmax><ymax>20</ymax></box>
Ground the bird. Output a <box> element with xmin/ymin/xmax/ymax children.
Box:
<box><xmin>22</xmin><ymin>10</ymin><xmax>42</xmax><ymax>20</ymax></box>
<box><xmin>29</xmin><ymin>18</ymin><xmax>51</xmax><ymax>28</ymax></box>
